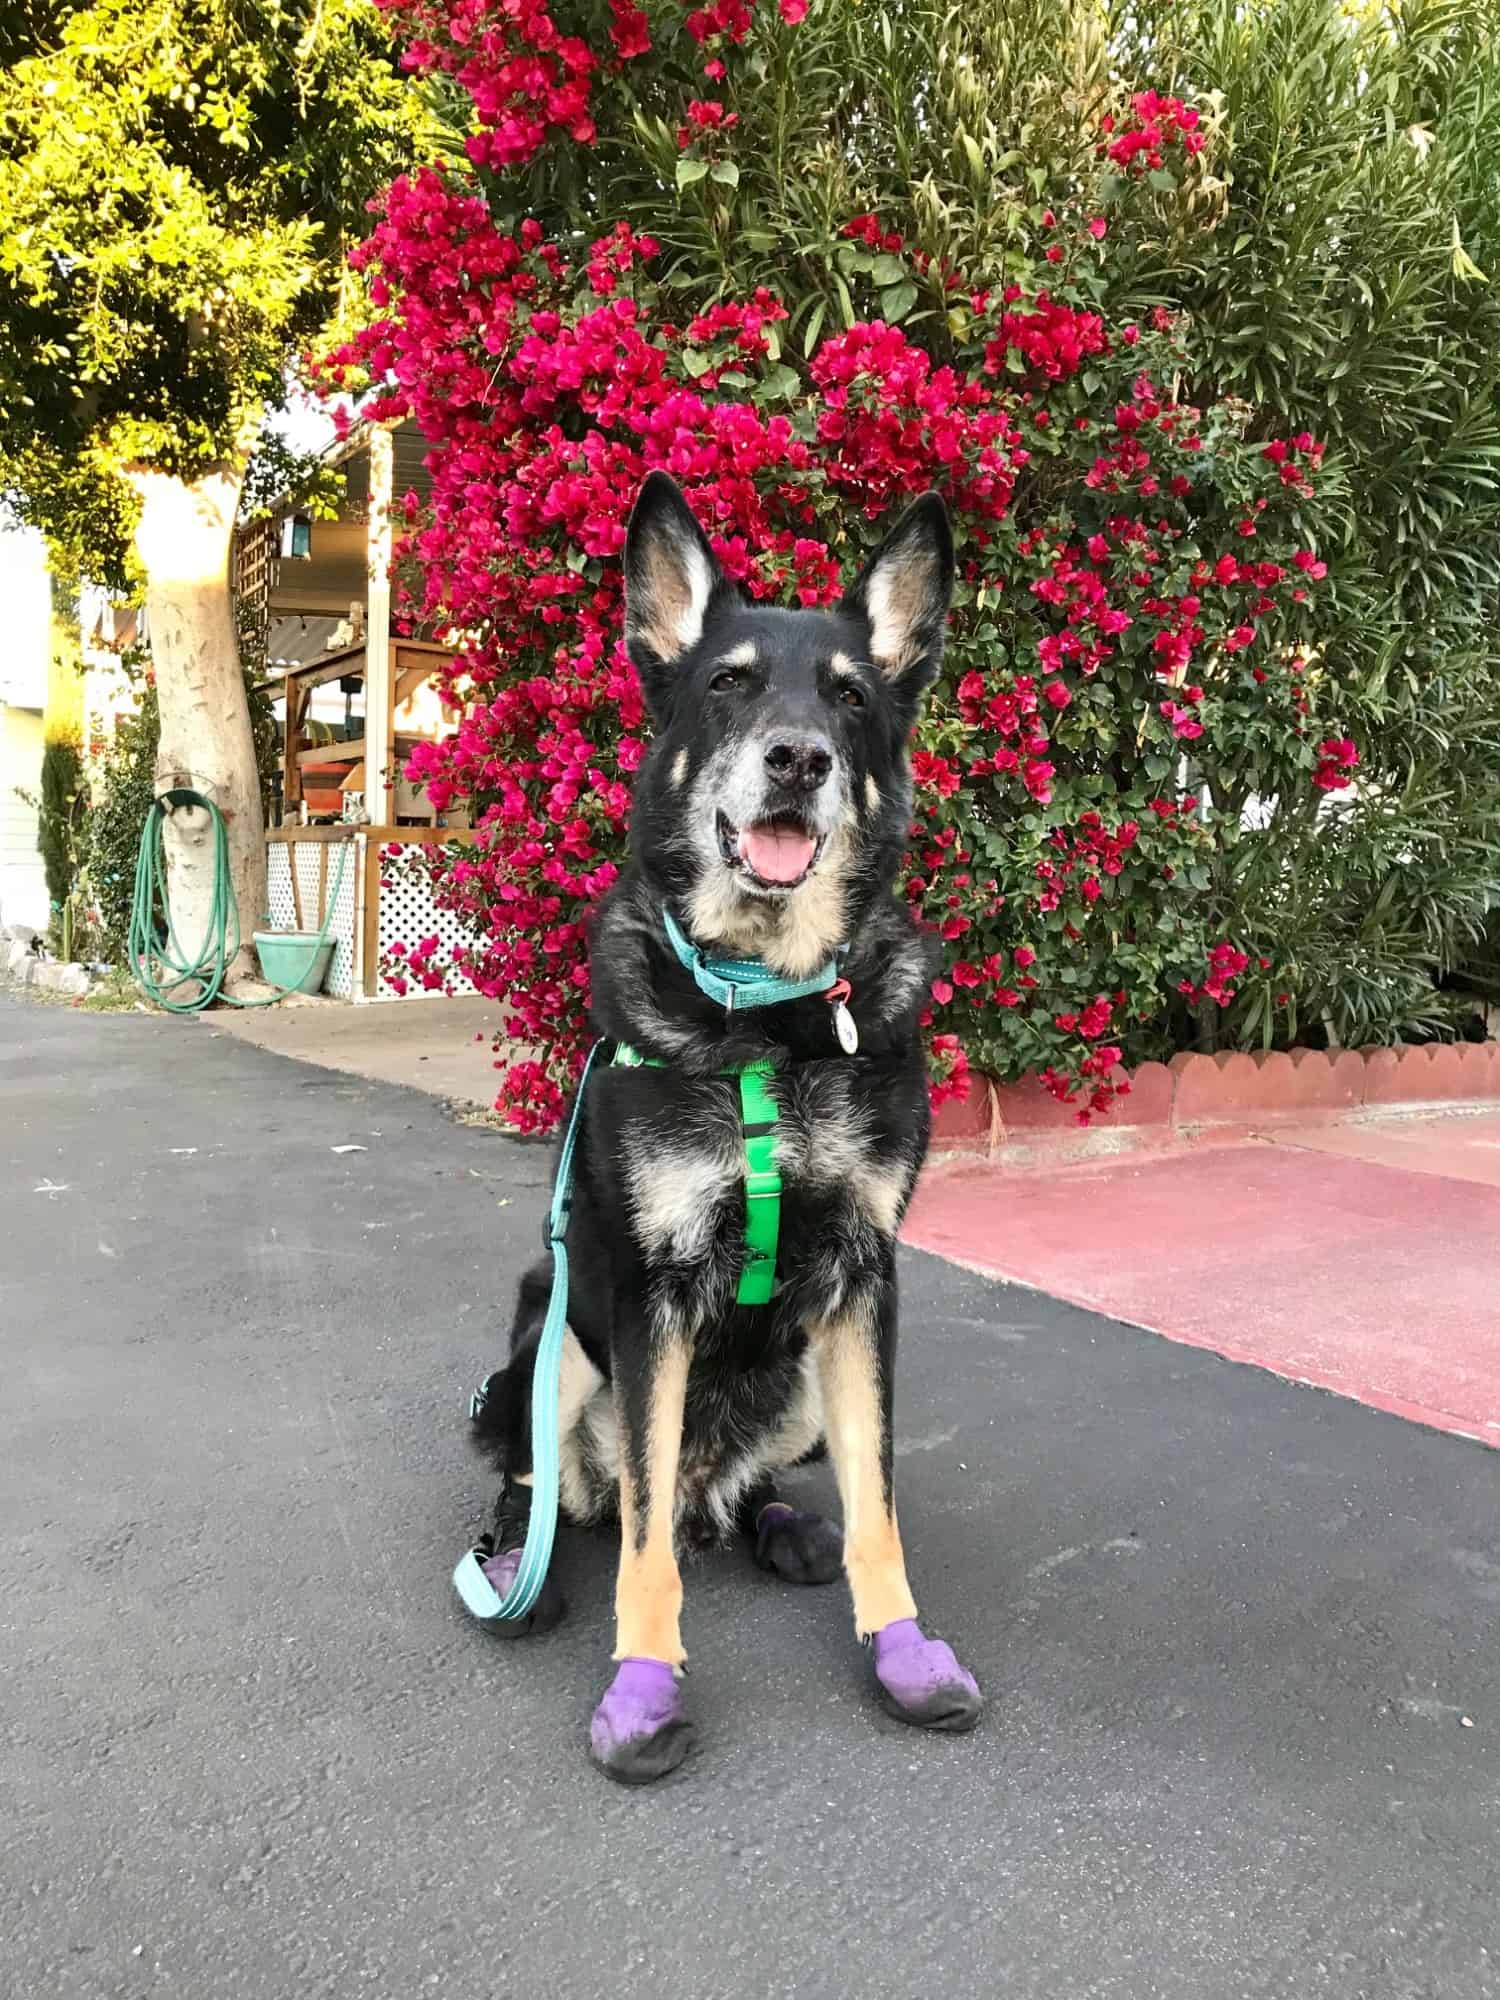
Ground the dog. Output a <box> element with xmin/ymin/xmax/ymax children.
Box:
<box><xmin>465</xmin><ymin>470</ymin><xmax>981</xmax><ymax>1781</ymax></box>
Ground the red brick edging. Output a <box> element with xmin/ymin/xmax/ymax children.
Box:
<box><xmin>931</xmin><ymin>1040</ymin><xmax>1500</xmax><ymax>1162</ymax></box>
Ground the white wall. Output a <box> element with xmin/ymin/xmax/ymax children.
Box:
<box><xmin>0</xmin><ymin>528</ymin><xmax>54</xmax><ymax>931</ymax></box>
<box><xmin>0</xmin><ymin>526</ymin><xmax>50</xmax><ymax>710</ymax></box>
<box><xmin>0</xmin><ymin>703</ymin><xmax>49</xmax><ymax>931</ymax></box>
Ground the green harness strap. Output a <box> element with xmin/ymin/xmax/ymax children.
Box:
<box><xmin>735</xmin><ymin>1062</ymin><xmax>781</xmax><ymax>1306</ymax></box>
<box><xmin>615</xmin><ymin>1045</ymin><xmax>781</xmax><ymax>1306</ymax></box>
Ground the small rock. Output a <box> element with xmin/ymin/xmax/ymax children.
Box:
<box><xmin>33</xmin><ymin>960</ymin><xmax>92</xmax><ymax>999</ymax></box>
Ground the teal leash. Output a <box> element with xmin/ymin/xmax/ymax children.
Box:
<box><xmin>452</xmin><ymin>1038</ymin><xmax>603</xmax><ymax>1623</ymax></box>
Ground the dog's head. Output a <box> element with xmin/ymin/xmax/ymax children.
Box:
<box><xmin>623</xmin><ymin>472</ymin><xmax>953</xmax><ymax>973</ymax></box>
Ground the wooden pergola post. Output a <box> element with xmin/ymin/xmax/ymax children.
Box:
<box><xmin>363</xmin><ymin>426</ymin><xmax>395</xmax><ymax>825</ymax></box>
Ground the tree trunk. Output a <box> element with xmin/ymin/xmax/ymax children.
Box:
<box><xmin>127</xmin><ymin>462</ymin><xmax>266</xmax><ymax>991</ymax></box>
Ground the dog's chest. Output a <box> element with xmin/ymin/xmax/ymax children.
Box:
<box><xmin>620</xmin><ymin>1064</ymin><xmax>911</xmax><ymax>1264</ymax></box>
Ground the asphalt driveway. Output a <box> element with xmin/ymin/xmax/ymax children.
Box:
<box><xmin>2</xmin><ymin>998</ymin><xmax>1497</xmax><ymax>1998</ymax></box>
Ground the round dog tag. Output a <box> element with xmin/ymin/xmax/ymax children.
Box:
<box><xmin>831</xmin><ymin>1000</ymin><xmax>860</xmax><ymax>1055</ymax></box>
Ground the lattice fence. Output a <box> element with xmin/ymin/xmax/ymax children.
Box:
<box><xmin>373</xmin><ymin>840</ymin><xmax>476</xmax><ymax>1000</ymax></box>
<box><xmin>233</xmin><ymin>517</ymin><xmax>277</xmax><ymax>660</ymax></box>
<box><xmin>265</xmin><ymin>840</ymin><xmax>357</xmax><ymax>998</ymax></box>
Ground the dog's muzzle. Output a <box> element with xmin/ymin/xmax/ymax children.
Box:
<box><xmin>716</xmin><ymin>810</ymin><xmax>826</xmax><ymax>892</ymax></box>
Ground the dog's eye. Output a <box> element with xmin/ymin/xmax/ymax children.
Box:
<box><xmin>839</xmin><ymin>684</ymin><xmax>867</xmax><ymax>709</ymax></box>
<box><xmin>710</xmin><ymin>669</ymin><xmax>742</xmax><ymax>693</ymax></box>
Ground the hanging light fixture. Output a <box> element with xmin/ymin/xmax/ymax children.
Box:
<box><xmin>280</xmin><ymin>513</ymin><xmax>313</xmax><ymax>560</ymax></box>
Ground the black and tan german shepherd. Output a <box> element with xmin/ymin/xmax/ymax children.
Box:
<box><xmin>467</xmin><ymin>471</ymin><xmax>981</xmax><ymax>1781</ymax></box>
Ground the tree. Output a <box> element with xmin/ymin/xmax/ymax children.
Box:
<box><xmin>0</xmin><ymin>1</ymin><xmax>421</xmax><ymax>983</ymax></box>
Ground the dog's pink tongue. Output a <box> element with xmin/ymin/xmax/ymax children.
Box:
<box><xmin>740</xmin><ymin>822</ymin><xmax>815</xmax><ymax>884</ymax></box>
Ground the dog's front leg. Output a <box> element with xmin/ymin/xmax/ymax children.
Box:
<box><xmin>812</xmin><ymin>1285</ymin><xmax>983</xmax><ymax>1734</ymax></box>
<box><xmin>589</xmin><ymin>1320</ymin><xmax>696</xmax><ymax>1784</ymax></box>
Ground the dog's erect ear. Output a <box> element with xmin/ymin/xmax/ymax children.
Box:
<box><xmin>844</xmin><ymin>492</ymin><xmax>954</xmax><ymax>699</ymax></box>
<box><xmin>623</xmin><ymin>473</ymin><xmax>731</xmax><ymax>707</ymax></box>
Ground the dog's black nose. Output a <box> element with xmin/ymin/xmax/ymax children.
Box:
<box><xmin>764</xmin><ymin>737</ymin><xmax>833</xmax><ymax>793</ymax></box>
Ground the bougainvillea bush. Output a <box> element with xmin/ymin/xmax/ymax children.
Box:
<box><xmin>325</xmin><ymin>0</ymin><xmax>1500</xmax><ymax>1132</ymax></box>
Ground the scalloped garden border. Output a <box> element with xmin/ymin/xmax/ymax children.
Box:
<box><xmin>931</xmin><ymin>1041</ymin><xmax>1500</xmax><ymax>1162</ymax></box>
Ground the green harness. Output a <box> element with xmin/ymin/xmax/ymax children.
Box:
<box><xmin>614</xmin><ymin>1046</ymin><xmax>783</xmax><ymax>1306</ymax></box>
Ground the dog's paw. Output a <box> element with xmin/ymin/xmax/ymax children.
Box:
<box><xmin>871</xmin><ymin>1618</ymin><xmax>982</xmax><ymax>1733</ymax></box>
<box><xmin>589</xmin><ymin>1659</ymin><xmax>695</xmax><ymax>1785</ymax></box>
<box><xmin>753</xmin><ymin>1501</ymin><xmax>843</xmax><ymax>1586</ymax></box>
<box><xmin>472</xmin><ymin>1542</ymin><xmax>567</xmax><ymax>1639</ymax></box>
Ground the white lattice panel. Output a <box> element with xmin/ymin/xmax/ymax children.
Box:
<box><xmin>264</xmin><ymin>840</ymin><xmax>357</xmax><ymax>997</ymax></box>
<box><xmin>374</xmin><ymin>840</ymin><xmax>474</xmax><ymax>1000</ymax></box>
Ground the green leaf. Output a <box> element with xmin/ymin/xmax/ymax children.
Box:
<box><xmin>802</xmin><ymin>299</ymin><xmax>827</xmax><ymax>358</ymax></box>
<box><xmin>1146</xmin><ymin>167</ymin><xmax>1177</xmax><ymax>194</ymax></box>
<box><xmin>709</xmin><ymin>160</ymin><xmax>740</xmax><ymax>188</ymax></box>
<box><xmin>754</xmin><ymin>361</ymin><xmax>801</xmax><ymax>401</ymax></box>
<box><xmin>870</xmin><ymin>253</ymin><xmax>907</xmax><ymax>286</ymax></box>
<box><xmin>880</xmin><ymin>281</ymin><xmax>919</xmax><ymax>323</ymax></box>
<box><xmin>680</xmin><ymin>346</ymin><xmax>712</xmax><ymax>378</ymax></box>
<box><xmin>675</xmin><ymin>157</ymin><xmax>710</xmax><ymax>188</ymax></box>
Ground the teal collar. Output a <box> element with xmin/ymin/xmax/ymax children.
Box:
<box><xmin>662</xmin><ymin>907</ymin><xmax>841</xmax><ymax>1013</ymax></box>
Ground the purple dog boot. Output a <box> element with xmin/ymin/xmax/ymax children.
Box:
<box><xmin>871</xmin><ymin>1618</ymin><xmax>982</xmax><ymax>1733</ymax></box>
<box><xmin>470</xmin><ymin>1538</ymin><xmax>566</xmax><ymax>1639</ymax></box>
<box><xmin>589</xmin><ymin>1659</ymin><xmax>694</xmax><ymax>1785</ymax></box>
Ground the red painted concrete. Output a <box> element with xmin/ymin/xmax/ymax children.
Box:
<box><xmin>904</xmin><ymin>1136</ymin><xmax>1500</xmax><ymax>1447</ymax></box>
<box><xmin>1267</xmin><ymin>1112</ymin><xmax>1500</xmax><ymax>1190</ymax></box>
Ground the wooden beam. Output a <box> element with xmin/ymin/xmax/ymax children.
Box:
<box><xmin>266</xmin><ymin>826</ymin><xmax>360</xmax><ymax>844</ymax></box>
<box><xmin>281</xmin><ymin>648</ymin><xmax>367</xmax><ymax>694</ymax></box>
<box><xmin>391</xmin><ymin>638</ymin><xmax>456</xmax><ymax>659</ymax></box>
<box><xmin>393</xmin><ymin>664</ymin><xmax>432</xmax><ymax>709</ymax></box>
<box><xmin>284</xmin><ymin>680</ymin><xmax>303</xmax><ymax>813</ymax></box>
<box><xmin>360</xmin><ymin>824</ymin><xmax>476</xmax><ymax>845</ymax></box>
<box><xmin>295</xmin><ymin>736</ymin><xmax>365</xmax><ymax>769</ymax></box>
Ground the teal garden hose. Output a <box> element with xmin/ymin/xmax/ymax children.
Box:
<box><xmin>129</xmin><ymin>789</ymin><xmax>347</xmax><ymax>1013</ymax></box>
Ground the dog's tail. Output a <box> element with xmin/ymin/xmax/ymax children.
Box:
<box><xmin>467</xmin><ymin>1256</ymin><xmax>552</xmax><ymax>1475</ymax></box>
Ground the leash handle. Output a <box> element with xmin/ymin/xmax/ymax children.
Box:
<box><xmin>455</xmin><ymin>1039</ymin><xmax>603</xmax><ymax>1623</ymax></box>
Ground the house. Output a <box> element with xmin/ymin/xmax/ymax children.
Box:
<box><xmin>0</xmin><ymin>527</ymin><xmax>54</xmax><ymax>935</ymax></box>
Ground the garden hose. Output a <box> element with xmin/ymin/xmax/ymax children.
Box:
<box><xmin>128</xmin><ymin>788</ymin><xmax>347</xmax><ymax>1013</ymax></box>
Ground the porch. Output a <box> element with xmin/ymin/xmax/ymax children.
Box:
<box><xmin>241</xmin><ymin>422</ymin><xmax>477</xmax><ymax>1003</ymax></box>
